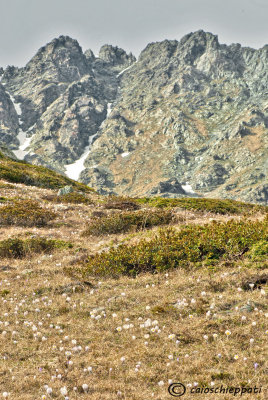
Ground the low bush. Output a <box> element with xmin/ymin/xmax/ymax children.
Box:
<box><xmin>0</xmin><ymin>237</ymin><xmax>73</xmax><ymax>258</ymax></box>
<box><xmin>82</xmin><ymin>218</ymin><xmax>268</xmax><ymax>277</ymax></box>
<box><xmin>82</xmin><ymin>209</ymin><xmax>174</xmax><ymax>236</ymax></box>
<box><xmin>103</xmin><ymin>196</ymin><xmax>140</xmax><ymax>211</ymax></box>
<box><xmin>43</xmin><ymin>192</ymin><xmax>94</xmax><ymax>205</ymax></box>
<box><xmin>0</xmin><ymin>200</ymin><xmax>56</xmax><ymax>227</ymax></box>
<box><xmin>247</xmin><ymin>240</ymin><xmax>268</xmax><ymax>261</ymax></box>
<box><xmin>55</xmin><ymin>192</ymin><xmax>94</xmax><ymax>205</ymax></box>
<box><xmin>135</xmin><ymin>197</ymin><xmax>266</xmax><ymax>215</ymax></box>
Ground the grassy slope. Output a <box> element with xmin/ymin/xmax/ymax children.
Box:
<box><xmin>0</xmin><ymin>181</ymin><xmax>267</xmax><ymax>399</ymax></box>
<box><xmin>0</xmin><ymin>151</ymin><xmax>94</xmax><ymax>192</ymax></box>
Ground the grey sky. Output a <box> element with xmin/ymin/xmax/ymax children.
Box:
<box><xmin>1</xmin><ymin>0</ymin><xmax>267</xmax><ymax>68</ymax></box>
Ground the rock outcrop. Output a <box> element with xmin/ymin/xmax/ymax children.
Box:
<box><xmin>0</xmin><ymin>31</ymin><xmax>267</xmax><ymax>203</ymax></box>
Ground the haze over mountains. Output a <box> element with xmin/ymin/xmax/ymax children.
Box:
<box><xmin>0</xmin><ymin>30</ymin><xmax>267</xmax><ymax>203</ymax></box>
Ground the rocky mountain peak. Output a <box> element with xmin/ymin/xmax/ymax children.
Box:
<box><xmin>23</xmin><ymin>35</ymin><xmax>89</xmax><ymax>80</ymax></box>
<box><xmin>98</xmin><ymin>44</ymin><xmax>136</xmax><ymax>66</ymax></box>
<box><xmin>0</xmin><ymin>32</ymin><xmax>267</xmax><ymax>204</ymax></box>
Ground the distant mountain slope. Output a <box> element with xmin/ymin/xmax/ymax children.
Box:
<box><xmin>0</xmin><ymin>31</ymin><xmax>267</xmax><ymax>203</ymax></box>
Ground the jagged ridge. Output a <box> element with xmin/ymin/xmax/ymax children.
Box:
<box><xmin>0</xmin><ymin>31</ymin><xmax>267</xmax><ymax>203</ymax></box>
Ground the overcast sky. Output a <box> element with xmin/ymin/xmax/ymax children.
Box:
<box><xmin>1</xmin><ymin>0</ymin><xmax>267</xmax><ymax>68</ymax></box>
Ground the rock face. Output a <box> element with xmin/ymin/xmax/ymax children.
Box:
<box><xmin>0</xmin><ymin>31</ymin><xmax>267</xmax><ymax>203</ymax></box>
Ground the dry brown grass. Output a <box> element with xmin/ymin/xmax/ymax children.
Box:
<box><xmin>0</xmin><ymin>180</ymin><xmax>267</xmax><ymax>400</ymax></box>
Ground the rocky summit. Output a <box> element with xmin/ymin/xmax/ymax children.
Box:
<box><xmin>0</xmin><ymin>31</ymin><xmax>267</xmax><ymax>203</ymax></box>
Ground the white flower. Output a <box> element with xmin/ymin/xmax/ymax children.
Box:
<box><xmin>234</xmin><ymin>355</ymin><xmax>239</xmax><ymax>360</ymax></box>
<box><xmin>116</xmin><ymin>327</ymin><xmax>122</xmax><ymax>332</ymax></box>
<box><xmin>158</xmin><ymin>381</ymin><xmax>164</xmax><ymax>386</ymax></box>
<box><xmin>82</xmin><ymin>384</ymin><xmax>89</xmax><ymax>392</ymax></box>
<box><xmin>120</xmin><ymin>357</ymin><xmax>126</xmax><ymax>362</ymax></box>
<box><xmin>168</xmin><ymin>334</ymin><xmax>175</xmax><ymax>340</ymax></box>
<box><xmin>60</xmin><ymin>387</ymin><xmax>68</xmax><ymax>396</ymax></box>
<box><xmin>250</xmin><ymin>338</ymin><xmax>254</xmax><ymax>344</ymax></box>
<box><xmin>241</xmin><ymin>316</ymin><xmax>246</xmax><ymax>321</ymax></box>
<box><xmin>2</xmin><ymin>393</ymin><xmax>9</xmax><ymax>398</ymax></box>
<box><xmin>225</xmin><ymin>330</ymin><xmax>231</xmax><ymax>336</ymax></box>
<box><xmin>46</xmin><ymin>387</ymin><xmax>52</xmax><ymax>394</ymax></box>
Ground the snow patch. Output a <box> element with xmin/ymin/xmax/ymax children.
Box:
<box><xmin>6</xmin><ymin>90</ymin><xmax>35</xmax><ymax>160</ymax></box>
<box><xmin>121</xmin><ymin>152</ymin><xmax>130</xmax><ymax>158</ymax></box>
<box><xmin>8</xmin><ymin>92</ymin><xmax>22</xmax><ymax>117</ymax></box>
<box><xmin>13</xmin><ymin>130</ymin><xmax>33</xmax><ymax>160</ymax></box>
<box><xmin>182</xmin><ymin>182</ymin><xmax>196</xmax><ymax>195</ymax></box>
<box><xmin>107</xmin><ymin>103</ymin><xmax>112</xmax><ymax>116</ymax></box>
<box><xmin>116</xmin><ymin>62</ymin><xmax>136</xmax><ymax>78</ymax></box>
<box><xmin>64</xmin><ymin>133</ymin><xmax>98</xmax><ymax>180</ymax></box>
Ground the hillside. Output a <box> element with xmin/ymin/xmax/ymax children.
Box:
<box><xmin>0</xmin><ymin>31</ymin><xmax>267</xmax><ymax>204</ymax></box>
<box><xmin>0</xmin><ymin>168</ymin><xmax>267</xmax><ymax>399</ymax></box>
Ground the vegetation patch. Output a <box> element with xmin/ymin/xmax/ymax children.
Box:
<box><xmin>55</xmin><ymin>192</ymin><xmax>94</xmax><ymax>205</ymax></box>
<box><xmin>135</xmin><ymin>197</ymin><xmax>266</xmax><ymax>215</ymax></box>
<box><xmin>0</xmin><ymin>151</ymin><xmax>94</xmax><ymax>192</ymax></box>
<box><xmin>82</xmin><ymin>217</ymin><xmax>268</xmax><ymax>277</ymax></box>
<box><xmin>0</xmin><ymin>237</ymin><xmax>73</xmax><ymax>258</ymax></box>
<box><xmin>102</xmin><ymin>195</ymin><xmax>140</xmax><ymax>210</ymax></box>
<box><xmin>0</xmin><ymin>182</ymin><xmax>14</xmax><ymax>189</ymax></box>
<box><xmin>0</xmin><ymin>199</ymin><xmax>56</xmax><ymax>227</ymax></box>
<box><xmin>82</xmin><ymin>209</ymin><xmax>174</xmax><ymax>236</ymax></box>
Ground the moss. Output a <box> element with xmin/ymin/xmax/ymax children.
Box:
<box><xmin>0</xmin><ymin>237</ymin><xmax>73</xmax><ymax>258</ymax></box>
<box><xmin>0</xmin><ymin>199</ymin><xmax>56</xmax><ymax>227</ymax></box>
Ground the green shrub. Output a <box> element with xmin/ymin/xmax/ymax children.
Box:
<box><xmin>0</xmin><ymin>200</ymin><xmax>56</xmax><ymax>227</ymax></box>
<box><xmin>82</xmin><ymin>218</ymin><xmax>268</xmax><ymax>277</ymax></box>
<box><xmin>55</xmin><ymin>192</ymin><xmax>94</xmax><ymax>205</ymax></box>
<box><xmin>247</xmin><ymin>240</ymin><xmax>268</xmax><ymax>261</ymax></box>
<box><xmin>0</xmin><ymin>237</ymin><xmax>73</xmax><ymax>258</ymax></box>
<box><xmin>102</xmin><ymin>196</ymin><xmax>140</xmax><ymax>211</ymax></box>
<box><xmin>82</xmin><ymin>209</ymin><xmax>174</xmax><ymax>236</ymax></box>
<box><xmin>135</xmin><ymin>197</ymin><xmax>266</xmax><ymax>215</ymax></box>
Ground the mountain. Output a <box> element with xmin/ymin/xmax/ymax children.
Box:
<box><xmin>0</xmin><ymin>31</ymin><xmax>267</xmax><ymax>203</ymax></box>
